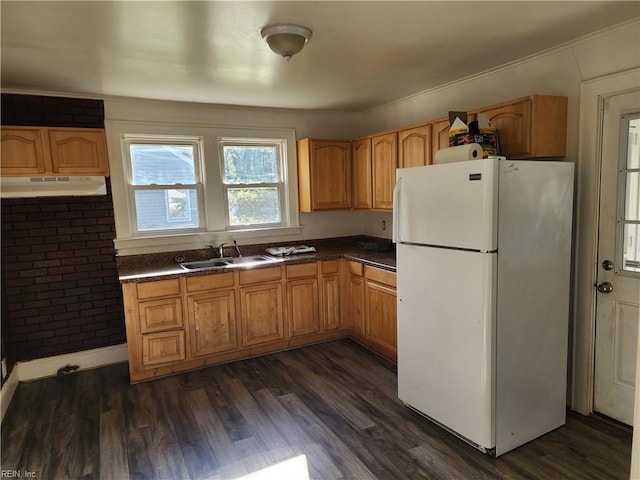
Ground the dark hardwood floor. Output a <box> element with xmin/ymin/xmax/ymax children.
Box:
<box><xmin>1</xmin><ymin>339</ymin><xmax>632</xmax><ymax>479</ymax></box>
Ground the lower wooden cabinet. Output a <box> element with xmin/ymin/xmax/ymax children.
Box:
<box><xmin>122</xmin><ymin>259</ymin><xmax>392</xmax><ymax>382</ymax></box>
<box><xmin>287</xmin><ymin>278</ymin><xmax>319</xmax><ymax>336</ymax></box>
<box><xmin>240</xmin><ymin>282</ymin><xmax>285</xmax><ymax>346</ymax></box>
<box><xmin>187</xmin><ymin>290</ymin><xmax>237</xmax><ymax>357</ymax></box>
<box><xmin>142</xmin><ymin>330</ymin><xmax>186</xmax><ymax>366</ymax></box>
<box><xmin>364</xmin><ymin>280</ymin><xmax>397</xmax><ymax>358</ymax></box>
<box><xmin>343</xmin><ymin>260</ymin><xmax>397</xmax><ymax>361</ymax></box>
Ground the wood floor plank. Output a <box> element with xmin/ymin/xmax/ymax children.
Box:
<box><xmin>278</xmin><ymin>392</ymin><xmax>377</xmax><ymax>480</ymax></box>
<box><xmin>279</xmin><ymin>349</ymin><xmax>378</xmax><ymax>431</ymax></box>
<box><xmin>99</xmin><ymin>409</ymin><xmax>130</xmax><ymax>480</ymax></box>
<box><xmin>159</xmin><ymin>387</ymin><xmax>218</xmax><ymax>480</ymax></box>
<box><xmin>252</xmin><ymin>388</ymin><xmax>342</xmax><ymax>480</ymax></box>
<box><xmin>186</xmin><ymin>388</ymin><xmax>249</xmax><ymax>479</ymax></box>
<box><xmin>221</xmin><ymin>377</ymin><xmax>297</xmax><ymax>463</ymax></box>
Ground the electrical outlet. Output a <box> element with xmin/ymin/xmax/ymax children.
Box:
<box><xmin>382</xmin><ymin>220</ymin><xmax>387</xmax><ymax>231</ymax></box>
<box><xmin>2</xmin><ymin>358</ymin><xmax>7</xmax><ymax>380</ymax></box>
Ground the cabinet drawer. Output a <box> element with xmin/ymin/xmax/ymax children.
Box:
<box><xmin>239</xmin><ymin>266</ymin><xmax>282</xmax><ymax>285</ymax></box>
<box><xmin>137</xmin><ymin>279</ymin><xmax>181</xmax><ymax>299</ymax></box>
<box><xmin>364</xmin><ymin>265</ymin><xmax>396</xmax><ymax>288</ymax></box>
<box><xmin>142</xmin><ymin>330</ymin><xmax>185</xmax><ymax>366</ymax></box>
<box><xmin>321</xmin><ymin>259</ymin><xmax>339</xmax><ymax>275</ymax></box>
<box><xmin>186</xmin><ymin>272</ymin><xmax>235</xmax><ymax>293</ymax></box>
<box><xmin>348</xmin><ymin>261</ymin><xmax>363</xmax><ymax>276</ymax></box>
<box><xmin>138</xmin><ymin>297</ymin><xmax>183</xmax><ymax>334</ymax></box>
<box><xmin>286</xmin><ymin>262</ymin><xmax>318</xmax><ymax>279</ymax></box>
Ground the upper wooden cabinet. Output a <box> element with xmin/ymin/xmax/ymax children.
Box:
<box><xmin>297</xmin><ymin>138</ymin><xmax>352</xmax><ymax>212</ymax></box>
<box><xmin>371</xmin><ymin>132</ymin><xmax>397</xmax><ymax>211</ymax></box>
<box><xmin>352</xmin><ymin>137</ymin><xmax>373</xmax><ymax>210</ymax></box>
<box><xmin>1</xmin><ymin>126</ymin><xmax>110</xmax><ymax>176</ymax></box>
<box><xmin>398</xmin><ymin>124</ymin><xmax>432</xmax><ymax>168</ymax></box>
<box><xmin>473</xmin><ymin>95</ymin><xmax>567</xmax><ymax>158</ymax></box>
<box><xmin>430</xmin><ymin>118</ymin><xmax>452</xmax><ymax>162</ymax></box>
<box><xmin>0</xmin><ymin>128</ymin><xmax>50</xmax><ymax>175</ymax></box>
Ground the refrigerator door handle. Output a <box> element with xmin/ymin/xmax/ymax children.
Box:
<box><xmin>393</xmin><ymin>177</ymin><xmax>402</xmax><ymax>243</ymax></box>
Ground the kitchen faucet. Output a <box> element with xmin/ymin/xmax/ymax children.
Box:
<box><xmin>205</xmin><ymin>243</ymin><xmax>227</xmax><ymax>258</ymax></box>
<box><xmin>233</xmin><ymin>239</ymin><xmax>242</xmax><ymax>257</ymax></box>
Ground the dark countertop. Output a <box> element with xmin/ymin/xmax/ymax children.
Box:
<box><xmin>118</xmin><ymin>236</ymin><xmax>396</xmax><ymax>283</ymax></box>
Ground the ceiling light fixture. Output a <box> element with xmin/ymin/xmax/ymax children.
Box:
<box><xmin>260</xmin><ymin>24</ymin><xmax>312</xmax><ymax>61</ymax></box>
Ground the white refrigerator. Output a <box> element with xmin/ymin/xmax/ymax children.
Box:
<box><xmin>393</xmin><ymin>157</ymin><xmax>574</xmax><ymax>456</ymax></box>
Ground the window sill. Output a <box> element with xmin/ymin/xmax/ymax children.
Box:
<box><xmin>114</xmin><ymin>225</ymin><xmax>303</xmax><ymax>256</ymax></box>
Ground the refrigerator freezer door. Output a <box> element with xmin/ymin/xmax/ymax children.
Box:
<box><xmin>397</xmin><ymin>243</ymin><xmax>496</xmax><ymax>450</ymax></box>
<box><xmin>394</xmin><ymin>158</ymin><xmax>498</xmax><ymax>251</ymax></box>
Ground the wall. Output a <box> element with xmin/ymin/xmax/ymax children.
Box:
<box><xmin>358</xmin><ymin>19</ymin><xmax>640</xmax><ymax>240</ymax></box>
<box><xmin>104</xmin><ymin>96</ymin><xmax>367</xmax><ymax>255</ymax></box>
<box><xmin>0</xmin><ymin>94</ymin><xmax>126</xmax><ymax>366</ymax></box>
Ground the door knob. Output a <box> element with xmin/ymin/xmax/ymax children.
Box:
<box><xmin>602</xmin><ymin>260</ymin><xmax>614</xmax><ymax>271</ymax></box>
<box><xmin>597</xmin><ymin>282</ymin><xmax>613</xmax><ymax>293</ymax></box>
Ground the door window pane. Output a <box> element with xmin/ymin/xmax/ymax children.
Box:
<box><xmin>620</xmin><ymin>115</ymin><xmax>640</xmax><ymax>273</ymax></box>
<box><xmin>625</xmin><ymin>172</ymin><xmax>640</xmax><ymax>222</ymax></box>
<box><xmin>623</xmin><ymin>223</ymin><xmax>640</xmax><ymax>272</ymax></box>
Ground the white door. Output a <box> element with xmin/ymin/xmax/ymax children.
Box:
<box><xmin>594</xmin><ymin>89</ymin><xmax>640</xmax><ymax>426</ymax></box>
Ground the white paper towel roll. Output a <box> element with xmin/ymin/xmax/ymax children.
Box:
<box><xmin>434</xmin><ymin>143</ymin><xmax>483</xmax><ymax>164</ymax></box>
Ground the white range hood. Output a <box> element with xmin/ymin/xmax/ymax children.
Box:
<box><xmin>0</xmin><ymin>176</ymin><xmax>107</xmax><ymax>198</ymax></box>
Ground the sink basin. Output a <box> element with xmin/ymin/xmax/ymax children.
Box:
<box><xmin>178</xmin><ymin>254</ymin><xmax>280</xmax><ymax>271</ymax></box>
<box><xmin>179</xmin><ymin>259</ymin><xmax>231</xmax><ymax>270</ymax></box>
<box><xmin>226</xmin><ymin>255</ymin><xmax>277</xmax><ymax>265</ymax></box>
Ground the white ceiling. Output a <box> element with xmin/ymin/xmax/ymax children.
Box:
<box><xmin>1</xmin><ymin>1</ymin><xmax>639</xmax><ymax>112</ymax></box>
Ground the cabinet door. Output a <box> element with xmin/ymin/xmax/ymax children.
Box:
<box><xmin>138</xmin><ymin>297</ymin><xmax>183</xmax><ymax>334</ymax></box>
<box><xmin>476</xmin><ymin>95</ymin><xmax>567</xmax><ymax>158</ymax></box>
<box><xmin>187</xmin><ymin>290</ymin><xmax>237</xmax><ymax>357</ymax></box>
<box><xmin>48</xmin><ymin>128</ymin><xmax>109</xmax><ymax>175</ymax></box>
<box><xmin>297</xmin><ymin>138</ymin><xmax>351</xmax><ymax>212</ymax></box>
<box><xmin>398</xmin><ymin>124</ymin><xmax>432</xmax><ymax>168</ymax></box>
<box><xmin>1</xmin><ymin>127</ymin><xmax>51</xmax><ymax>175</ymax></box>
<box><xmin>142</xmin><ymin>330</ymin><xmax>186</xmax><ymax>366</ymax></box>
<box><xmin>372</xmin><ymin>132</ymin><xmax>397</xmax><ymax>210</ymax></box>
<box><xmin>312</xmin><ymin>140</ymin><xmax>351</xmax><ymax>210</ymax></box>
<box><xmin>240</xmin><ymin>282</ymin><xmax>285</xmax><ymax>346</ymax></box>
<box><xmin>431</xmin><ymin>118</ymin><xmax>451</xmax><ymax>162</ymax></box>
<box><xmin>321</xmin><ymin>274</ymin><xmax>341</xmax><ymax>331</ymax></box>
<box><xmin>365</xmin><ymin>281</ymin><xmax>397</xmax><ymax>356</ymax></box>
<box><xmin>478</xmin><ymin>98</ymin><xmax>532</xmax><ymax>158</ymax></box>
<box><xmin>287</xmin><ymin>278</ymin><xmax>319</xmax><ymax>337</ymax></box>
<box><xmin>352</xmin><ymin>137</ymin><xmax>373</xmax><ymax>209</ymax></box>
<box><xmin>349</xmin><ymin>275</ymin><xmax>365</xmax><ymax>336</ymax></box>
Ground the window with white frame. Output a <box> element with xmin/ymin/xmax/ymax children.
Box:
<box><xmin>123</xmin><ymin>135</ymin><xmax>204</xmax><ymax>234</ymax></box>
<box><xmin>219</xmin><ymin>138</ymin><xmax>286</xmax><ymax>229</ymax></box>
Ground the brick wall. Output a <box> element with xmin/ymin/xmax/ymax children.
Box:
<box><xmin>1</xmin><ymin>93</ymin><xmax>104</xmax><ymax>127</ymax></box>
<box><xmin>1</xmin><ymin>181</ymin><xmax>125</xmax><ymax>363</ymax></box>
<box><xmin>1</xmin><ymin>94</ymin><xmax>125</xmax><ymax>367</ymax></box>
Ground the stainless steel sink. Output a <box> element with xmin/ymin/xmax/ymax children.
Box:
<box><xmin>178</xmin><ymin>254</ymin><xmax>281</xmax><ymax>271</ymax></box>
<box><xmin>226</xmin><ymin>255</ymin><xmax>277</xmax><ymax>265</ymax></box>
<box><xmin>178</xmin><ymin>259</ymin><xmax>232</xmax><ymax>270</ymax></box>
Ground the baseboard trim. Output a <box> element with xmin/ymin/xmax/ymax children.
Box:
<box><xmin>0</xmin><ymin>367</ymin><xmax>19</xmax><ymax>423</ymax></box>
<box><xmin>16</xmin><ymin>343</ymin><xmax>129</xmax><ymax>382</ymax></box>
<box><xmin>0</xmin><ymin>343</ymin><xmax>128</xmax><ymax>423</ymax></box>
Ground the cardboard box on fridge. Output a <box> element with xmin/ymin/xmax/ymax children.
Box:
<box><xmin>448</xmin><ymin>112</ymin><xmax>499</xmax><ymax>158</ymax></box>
